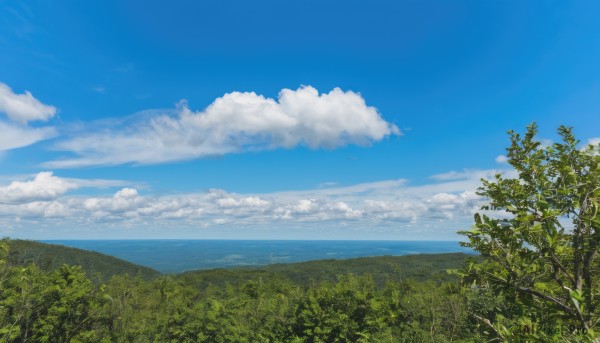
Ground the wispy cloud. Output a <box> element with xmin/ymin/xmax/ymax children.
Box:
<box><xmin>0</xmin><ymin>121</ymin><xmax>56</xmax><ymax>151</ymax></box>
<box><xmin>113</xmin><ymin>63</ymin><xmax>134</xmax><ymax>73</ymax></box>
<box><xmin>0</xmin><ymin>82</ymin><xmax>57</xmax><ymax>151</ymax></box>
<box><xmin>495</xmin><ymin>155</ymin><xmax>508</xmax><ymax>164</ymax></box>
<box><xmin>0</xmin><ymin>82</ymin><xmax>56</xmax><ymax>124</ymax></box>
<box><xmin>6</xmin><ymin>5</ymin><xmax>36</xmax><ymax>38</ymax></box>
<box><xmin>430</xmin><ymin>169</ymin><xmax>502</xmax><ymax>182</ymax></box>
<box><xmin>45</xmin><ymin>86</ymin><xmax>400</xmax><ymax>168</ymax></box>
<box><xmin>92</xmin><ymin>86</ymin><xmax>106</xmax><ymax>94</ymax></box>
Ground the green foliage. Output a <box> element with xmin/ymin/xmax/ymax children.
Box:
<box><xmin>30</xmin><ymin>265</ymin><xmax>110</xmax><ymax>342</ymax></box>
<box><xmin>458</xmin><ymin>123</ymin><xmax>600</xmax><ymax>341</ymax></box>
<box><xmin>382</xmin><ymin>280</ymin><xmax>470</xmax><ymax>342</ymax></box>
<box><xmin>0</xmin><ymin>262</ymin><xmax>110</xmax><ymax>342</ymax></box>
<box><xmin>177</xmin><ymin>253</ymin><xmax>476</xmax><ymax>290</ymax></box>
<box><xmin>293</xmin><ymin>275</ymin><xmax>381</xmax><ymax>342</ymax></box>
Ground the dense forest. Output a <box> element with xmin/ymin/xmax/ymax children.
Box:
<box><xmin>0</xmin><ymin>238</ymin><xmax>593</xmax><ymax>342</ymax></box>
<box><xmin>1</xmin><ymin>238</ymin><xmax>479</xmax><ymax>342</ymax></box>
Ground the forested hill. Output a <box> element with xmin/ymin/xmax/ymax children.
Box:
<box><xmin>176</xmin><ymin>252</ymin><xmax>478</xmax><ymax>289</ymax></box>
<box><xmin>6</xmin><ymin>239</ymin><xmax>160</xmax><ymax>281</ymax></box>
<box><xmin>6</xmin><ymin>239</ymin><xmax>476</xmax><ymax>286</ymax></box>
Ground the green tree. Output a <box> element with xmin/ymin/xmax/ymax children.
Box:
<box><xmin>293</xmin><ymin>274</ymin><xmax>382</xmax><ymax>343</ymax></box>
<box><xmin>459</xmin><ymin>123</ymin><xmax>600</xmax><ymax>340</ymax></box>
<box><xmin>31</xmin><ymin>265</ymin><xmax>110</xmax><ymax>342</ymax></box>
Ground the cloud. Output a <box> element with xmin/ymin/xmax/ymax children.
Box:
<box><xmin>273</xmin><ymin>199</ymin><xmax>362</xmax><ymax>220</ymax></box>
<box><xmin>0</xmin><ymin>172</ymin><xmax>77</xmax><ymax>204</ymax></box>
<box><xmin>425</xmin><ymin>191</ymin><xmax>480</xmax><ymax>219</ymax></box>
<box><xmin>0</xmin><ymin>172</ymin><xmax>133</xmax><ymax>204</ymax></box>
<box><xmin>217</xmin><ymin>196</ymin><xmax>270</xmax><ymax>208</ymax></box>
<box><xmin>0</xmin><ymin>82</ymin><xmax>58</xmax><ymax>151</ymax></box>
<box><xmin>93</xmin><ymin>86</ymin><xmax>106</xmax><ymax>94</ymax></box>
<box><xmin>586</xmin><ymin>137</ymin><xmax>600</xmax><ymax>146</ymax></box>
<box><xmin>0</xmin><ymin>121</ymin><xmax>56</xmax><ymax>151</ymax></box>
<box><xmin>363</xmin><ymin>199</ymin><xmax>420</xmax><ymax>222</ymax></box>
<box><xmin>0</xmin><ymin>168</ymin><xmax>514</xmax><ymax>239</ymax></box>
<box><xmin>82</xmin><ymin>188</ymin><xmax>147</xmax><ymax>215</ymax></box>
<box><xmin>62</xmin><ymin>177</ymin><xmax>137</xmax><ymax>189</ymax></box>
<box><xmin>0</xmin><ymin>82</ymin><xmax>57</xmax><ymax>124</ymax></box>
<box><xmin>430</xmin><ymin>169</ymin><xmax>501</xmax><ymax>182</ymax></box>
<box><xmin>539</xmin><ymin>138</ymin><xmax>553</xmax><ymax>149</ymax></box>
<box><xmin>12</xmin><ymin>201</ymin><xmax>70</xmax><ymax>218</ymax></box>
<box><xmin>495</xmin><ymin>155</ymin><xmax>508</xmax><ymax>164</ymax></box>
<box><xmin>45</xmin><ymin>86</ymin><xmax>400</xmax><ymax>168</ymax></box>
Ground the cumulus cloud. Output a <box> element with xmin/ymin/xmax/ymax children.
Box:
<box><xmin>83</xmin><ymin>188</ymin><xmax>147</xmax><ymax>217</ymax></box>
<box><xmin>45</xmin><ymin>86</ymin><xmax>399</xmax><ymax>168</ymax></box>
<box><xmin>425</xmin><ymin>191</ymin><xmax>481</xmax><ymax>219</ymax></box>
<box><xmin>217</xmin><ymin>196</ymin><xmax>270</xmax><ymax>208</ymax></box>
<box><xmin>14</xmin><ymin>201</ymin><xmax>69</xmax><ymax>218</ymax></box>
<box><xmin>273</xmin><ymin>199</ymin><xmax>362</xmax><ymax>221</ymax></box>
<box><xmin>363</xmin><ymin>199</ymin><xmax>420</xmax><ymax>222</ymax></box>
<box><xmin>0</xmin><ymin>172</ymin><xmax>133</xmax><ymax>204</ymax></box>
<box><xmin>0</xmin><ymin>82</ymin><xmax>57</xmax><ymax>124</ymax></box>
<box><xmin>0</xmin><ymin>172</ymin><xmax>77</xmax><ymax>204</ymax></box>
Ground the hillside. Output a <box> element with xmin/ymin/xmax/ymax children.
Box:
<box><xmin>176</xmin><ymin>252</ymin><xmax>478</xmax><ymax>289</ymax></box>
<box><xmin>6</xmin><ymin>239</ymin><xmax>160</xmax><ymax>281</ymax></box>
<box><xmin>5</xmin><ymin>239</ymin><xmax>477</xmax><ymax>288</ymax></box>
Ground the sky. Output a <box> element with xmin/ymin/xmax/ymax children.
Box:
<box><xmin>0</xmin><ymin>0</ymin><xmax>599</xmax><ymax>240</ymax></box>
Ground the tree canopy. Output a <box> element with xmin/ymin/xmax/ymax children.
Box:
<box><xmin>459</xmin><ymin>123</ymin><xmax>600</xmax><ymax>341</ymax></box>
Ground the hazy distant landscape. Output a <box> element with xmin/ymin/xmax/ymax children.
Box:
<box><xmin>43</xmin><ymin>240</ymin><xmax>473</xmax><ymax>273</ymax></box>
<box><xmin>5</xmin><ymin>239</ymin><xmax>475</xmax><ymax>286</ymax></box>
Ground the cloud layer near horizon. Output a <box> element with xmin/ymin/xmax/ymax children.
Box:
<box><xmin>46</xmin><ymin>86</ymin><xmax>400</xmax><ymax>168</ymax></box>
<box><xmin>0</xmin><ymin>169</ymin><xmax>504</xmax><ymax>238</ymax></box>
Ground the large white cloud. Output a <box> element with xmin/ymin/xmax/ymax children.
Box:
<box><xmin>46</xmin><ymin>86</ymin><xmax>400</xmax><ymax>168</ymax></box>
<box><xmin>0</xmin><ymin>82</ymin><xmax>57</xmax><ymax>124</ymax></box>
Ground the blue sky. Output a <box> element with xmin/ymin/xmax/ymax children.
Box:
<box><xmin>0</xmin><ymin>0</ymin><xmax>599</xmax><ymax>239</ymax></box>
